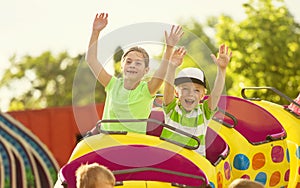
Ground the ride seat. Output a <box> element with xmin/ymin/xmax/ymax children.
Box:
<box><xmin>146</xmin><ymin>110</ymin><xmax>229</xmax><ymax>165</ymax></box>
<box><xmin>215</xmin><ymin>96</ymin><xmax>286</xmax><ymax>145</ymax></box>
<box><xmin>205</xmin><ymin>127</ymin><xmax>229</xmax><ymax>166</ymax></box>
<box><xmin>146</xmin><ymin>110</ymin><xmax>165</xmax><ymax>137</ymax></box>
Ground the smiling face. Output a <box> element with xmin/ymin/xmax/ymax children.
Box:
<box><xmin>176</xmin><ymin>82</ymin><xmax>205</xmax><ymax>112</ymax></box>
<box><xmin>121</xmin><ymin>51</ymin><xmax>149</xmax><ymax>81</ymax></box>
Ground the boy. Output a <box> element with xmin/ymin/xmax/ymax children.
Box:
<box><xmin>76</xmin><ymin>163</ymin><xmax>115</xmax><ymax>188</ymax></box>
<box><xmin>86</xmin><ymin>13</ymin><xmax>183</xmax><ymax>134</ymax></box>
<box><xmin>162</xmin><ymin>44</ymin><xmax>232</xmax><ymax>156</ymax></box>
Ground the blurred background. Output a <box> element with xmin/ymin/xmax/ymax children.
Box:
<box><xmin>1</xmin><ymin>0</ymin><xmax>300</xmax><ymax>112</ymax></box>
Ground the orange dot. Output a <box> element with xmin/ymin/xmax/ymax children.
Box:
<box><xmin>269</xmin><ymin>171</ymin><xmax>281</xmax><ymax>187</ymax></box>
<box><xmin>252</xmin><ymin>152</ymin><xmax>266</xmax><ymax>170</ymax></box>
<box><xmin>217</xmin><ymin>171</ymin><xmax>223</xmax><ymax>188</ymax></box>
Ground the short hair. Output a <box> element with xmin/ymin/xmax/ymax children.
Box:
<box><xmin>122</xmin><ymin>46</ymin><xmax>150</xmax><ymax>67</ymax></box>
<box><xmin>76</xmin><ymin>163</ymin><xmax>115</xmax><ymax>188</ymax></box>
<box><xmin>228</xmin><ymin>178</ymin><xmax>265</xmax><ymax>188</ymax></box>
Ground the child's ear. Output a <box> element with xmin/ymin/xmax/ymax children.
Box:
<box><xmin>144</xmin><ymin>67</ymin><xmax>150</xmax><ymax>74</ymax></box>
<box><xmin>174</xmin><ymin>89</ymin><xmax>179</xmax><ymax>97</ymax></box>
<box><xmin>201</xmin><ymin>88</ymin><xmax>206</xmax><ymax>99</ymax></box>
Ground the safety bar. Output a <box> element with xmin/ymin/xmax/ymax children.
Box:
<box><xmin>266</xmin><ymin>132</ymin><xmax>287</xmax><ymax>141</ymax></box>
<box><xmin>212</xmin><ymin>108</ymin><xmax>238</xmax><ymax>128</ymax></box>
<box><xmin>96</xmin><ymin>118</ymin><xmax>201</xmax><ymax>150</ymax></box>
<box><xmin>241</xmin><ymin>87</ymin><xmax>300</xmax><ymax>108</ymax></box>
<box><xmin>113</xmin><ymin>167</ymin><xmax>207</xmax><ymax>187</ymax></box>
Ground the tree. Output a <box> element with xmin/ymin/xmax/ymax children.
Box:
<box><xmin>113</xmin><ymin>46</ymin><xmax>124</xmax><ymax>77</ymax></box>
<box><xmin>178</xmin><ymin>19</ymin><xmax>234</xmax><ymax>94</ymax></box>
<box><xmin>214</xmin><ymin>0</ymin><xmax>300</xmax><ymax>103</ymax></box>
<box><xmin>0</xmin><ymin>51</ymin><xmax>106</xmax><ymax>111</ymax></box>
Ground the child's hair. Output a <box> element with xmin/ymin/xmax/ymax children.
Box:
<box><xmin>122</xmin><ymin>46</ymin><xmax>150</xmax><ymax>67</ymax></box>
<box><xmin>228</xmin><ymin>178</ymin><xmax>265</xmax><ymax>188</ymax></box>
<box><xmin>76</xmin><ymin>163</ymin><xmax>115</xmax><ymax>188</ymax></box>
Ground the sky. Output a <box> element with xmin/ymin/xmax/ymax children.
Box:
<box><xmin>1</xmin><ymin>0</ymin><xmax>300</xmax><ymax>111</ymax></box>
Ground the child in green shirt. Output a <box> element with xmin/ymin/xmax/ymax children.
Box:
<box><xmin>86</xmin><ymin>13</ymin><xmax>183</xmax><ymax>134</ymax></box>
<box><xmin>162</xmin><ymin>44</ymin><xmax>232</xmax><ymax>156</ymax></box>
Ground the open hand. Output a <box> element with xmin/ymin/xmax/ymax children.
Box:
<box><xmin>165</xmin><ymin>25</ymin><xmax>184</xmax><ymax>47</ymax></box>
<box><xmin>210</xmin><ymin>44</ymin><xmax>232</xmax><ymax>69</ymax></box>
<box><xmin>93</xmin><ymin>13</ymin><xmax>108</xmax><ymax>32</ymax></box>
<box><xmin>170</xmin><ymin>47</ymin><xmax>186</xmax><ymax>67</ymax></box>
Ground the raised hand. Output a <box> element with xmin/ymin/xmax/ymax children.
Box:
<box><xmin>170</xmin><ymin>47</ymin><xmax>186</xmax><ymax>67</ymax></box>
<box><xmin>210</xmin><ymin>44</ymin><xmax>232</xmax><ymax>69</ymax></box>
<box><xmin>93</xmin><ymin>13</ymin><xmax>108</xmax><ymax>32</ymax></box>
<box><xmin>165</xmin><ymin>25</ymin><xmax>184</xmax><ymax>47</ymax></box>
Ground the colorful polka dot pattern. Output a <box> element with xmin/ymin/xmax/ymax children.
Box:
<box><xmin>231</xmin><ymin>144</ymin><xmax>300</xmax><ymax>187</ymax></box>
<box><xmin>224</xmin><ymin>161</ymin><xmax>231</xmax><ymax>180</ymax></box>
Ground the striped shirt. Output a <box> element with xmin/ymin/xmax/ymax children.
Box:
<box><xmin>161</xmin><ymin>98</ymin><xmax>216</xmax><ymax>156</ymax></box>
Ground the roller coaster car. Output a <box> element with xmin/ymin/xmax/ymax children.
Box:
<box><xmin>57</xmin><ymin>87</ymin><xmax>300</xmax><ymax>188</ymax></box>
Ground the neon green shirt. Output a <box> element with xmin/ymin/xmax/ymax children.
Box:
<box><xmin>161</xmin><ymin>98</ymin><xmax>216</xmax><ymax>156</ymax></box>
<box><xmin>101</xmin><ymin>77</ymin><xmax>154</xmax><ymax>134</ymax></box>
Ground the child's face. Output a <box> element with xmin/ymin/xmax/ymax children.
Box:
<box><xmin>122</xmin><ymin>51</ymin><xmax>149</xmax><ymax>81</ymax></box>
<box><xmin>176</xmin><ymin>82</ymin><xmax>205</xmax><ymax>112</ymax></box>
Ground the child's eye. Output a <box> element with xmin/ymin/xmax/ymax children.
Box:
<box><xmin>135</xmin><ymin>61</ymin><xmax>142</xmax><ymax>66</ymax></box>
<box><xmin>195</xmin><ymin>89</ymin><xmax>200</xmax><ymax>93</ymax></box>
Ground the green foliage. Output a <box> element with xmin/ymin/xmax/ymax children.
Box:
<box><xmin>215</xmin><ymin>0</ymin><xmax>300</xmax><ymax>103</ymax></box>
<box><xmin>113</xmin><ymin>46</ymin><xmax>124</xmax><ymax>77</ymax></box>
<box><xmin>2</xmin><ymin>0</ymin><xmax>299</xmax><ymax>110</ymax></box>
<box><xmin>1</xmin><ymin>52</ymin><xmax>105</xmax><ymax>111</ymax></box>
<box><xmin>177</xmin><ymin>20</ymin><xmax>233</xmax><ymax>93</ymax></box>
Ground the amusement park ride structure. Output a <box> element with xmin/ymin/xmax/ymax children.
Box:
<box><xmin>57</xmin><ymin>87</ymin><xmax>300</xmax><ymax>188</ymax></box>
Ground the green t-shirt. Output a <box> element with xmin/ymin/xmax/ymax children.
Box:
<box><xmin>161</xmin><ymin>98</ymin><xmax>216</xmax><ymax>156</ymax></box>
<box><xmin>101</xmin><ymin>77</ymin><xmax>154</xmax><ymax>134</ymax></box>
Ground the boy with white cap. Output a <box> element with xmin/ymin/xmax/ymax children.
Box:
<box><xmin>162</xmin><ymin>44</ymin><xmax>232</xmax><ymax>156</ymax></box>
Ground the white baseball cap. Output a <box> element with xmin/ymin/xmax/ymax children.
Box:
<box><xmin>174</xmin><ymin>67</ymin><xmax>206</xmax><ymax>88</ymax></box>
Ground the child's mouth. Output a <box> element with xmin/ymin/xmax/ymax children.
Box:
<box><xmin>127</xmin><ymin>70</ymin><xmax>137</xmax><ymax>74</ymax></box>
<box><xmin>185</xmin><ymin>99</ymin><xmax>195</xmax><ymax>105</ymax></box>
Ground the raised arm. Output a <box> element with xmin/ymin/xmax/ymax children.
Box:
<box><xmin>148</xmin><ymin>25</ymin><xmax>184</xmax><ymax>96</ymax></box>
<box><xmin>208</xmin><ymin>44</ymin><xmax>232</xmax><ymax>110</ymax></box>
<box><xmin>164</xmin><ymin>47</ymin><xmax>186</xmax><ymax>105</ymax></box>
<box><xmin>86</xmin><ymin>13</ymin><xmax>112</xmax><ymax>87</ymax></box>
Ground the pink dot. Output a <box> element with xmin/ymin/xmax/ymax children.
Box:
<box><xmin>241</xmin><ymin>174</ymin><xmax>250</xmax><ymax>179</ymax></box>
<box><xmin>271</xmin><ymin>146</ymin><xmax>284</xmax><ymax>163</ymax></box>
<box><xmin>224</xmin><ymin>161</ymin><xmax>231</xmax><ymax>180</ymax></box>
<box><xmin>284</xmin><ymin>169</ymin><xmax>290</xmax><ymax>181</ymax></box>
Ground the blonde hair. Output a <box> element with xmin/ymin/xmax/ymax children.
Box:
<box><xmin>76</xmin><ymin>163</ymin><xmax>115</xmax><ymax>188</ymax></box>
<box><xmin>229</xmin><ymin>178</ymin><xmax>265</xmax><ymax>188</ymax></box>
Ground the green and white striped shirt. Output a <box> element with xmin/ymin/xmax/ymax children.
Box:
<box><xmin>161</xmin><ymin>98</ymin><xmax>216</xmax><ymax>156</ymax></box>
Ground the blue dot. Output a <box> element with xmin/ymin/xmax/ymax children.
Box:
<box><xmin>209</xmin><ymin>182</ymin><xmax>215</xmax><ymax>188</ymax></box>
<box><xmin>286</xmin><ymin>148</ymin><xmax>290</xmax><ymax>163</ymax></box>
<box><xmin>296</xmin><ymin>146</ymin><xmax>300</xmax><ymax>159</ymax></box>
<box><xmin>233</xmin><ymin>154</ymin><xmax>250</xmax><ymax>170</ymax></box>
<box><xmin>255</xmin><ymin>172</ymin><xmax>267</xmax><ymax>185</ymax></box>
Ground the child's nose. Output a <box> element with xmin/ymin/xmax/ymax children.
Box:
<box><xmin>129</xmin><ymin>63</ymin><xmax>135</xmax><ymax>68</ymax></box>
